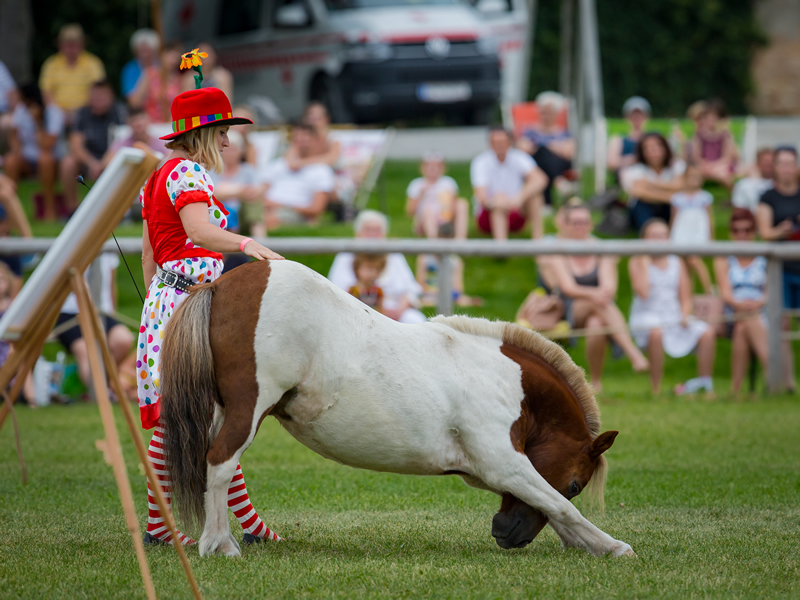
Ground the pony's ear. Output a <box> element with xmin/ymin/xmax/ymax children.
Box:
<box><xmin>590</xmin><ymin>430</ymin><xmax>618</xmax><ymax>458</ymax></box>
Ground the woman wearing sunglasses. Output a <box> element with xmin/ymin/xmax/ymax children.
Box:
<box><xmin>714</xmin><ymin>208</ymin><xmax>791</xmax><ymax>394</ymax></box>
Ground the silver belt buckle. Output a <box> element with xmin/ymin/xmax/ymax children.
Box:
<box><xmin>163</xmin><ymin>270</ymin><xmax>178</xmax><ymax>287</ymax></box>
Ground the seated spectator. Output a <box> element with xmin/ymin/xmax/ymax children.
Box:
<box><xmin>215</xmin><ymin>129</ymin><xmax>265</xmax><ymax>237</ymax></box>
<box><xmin>129</xmin><ymin>42</ymin><xmax>182</xmax><ymax>123</ymax></box>
<box><xmin>286</xmin><ymin>102</ymin><xmax>340</xmax><ymax>171</ymax></box>
<box><xmin>60</xmin><ymin>80</ymin><xmax>127</xmax><ymax>212</ymax></box>
<box><xmin>406</xmin><ymin>152</ymin><xmax>467</xmax><ymax>240</ymax></box>
<box><xmin>686</xmin><ymin>98</ymin><xmax>738</xmax><ymax>188</ymax></box>
<box><xmin>471</xmin><ymin>126</ymin><xmax>548</xmax><ymax>240</ymax></box>
<box><xmin>3</xmin><ymin>82</ymin><xmax>64</xmax><ymax>220</ymax></box>
<box><xmin>621</xmin><ymin>132</ymin><xmax>685</xmax><ymax>232</ymax></box>
<box><xmin>182</xmin><ymin>43</ymin><xmax>233</xmax><ymax>101</ymax></box>
<box><xmin>54</xmin><ymin>253</ymin><xmax>134</xmax><ymax>390</ymax></box>
<box><xmin>670</xmin><ymin>163</ymin><xmax>714</xmax><ymax>294</ymax></box>
<box><xmin>349</xmin><ymin>253</ymin><xmax>386</xmax><ymax>312</ymax></box>
<box><xmin>102</xmin><ymin>108</ymin><xmax>166</xmax><ymax>168</ymax></box>
<box><xmin>732</xmin><ymin>147</ymin><xmax>774</xmax><ymax>212</ymax></box>
<box><xmin>607</xmin><ymin>96</ymin><xmax>651</xmax><ymax>174</ymax></box>
<box><xmin>756</xmin><ymin>145</ymin><xmax>800</xmax><ymax>391</ymax></box>
<box><xmin>263</xmin><ymin>122</ymin><xmax>334</xmax><ymax>227</ymax></box>
<box><xmin>713</xmin><ymin>209</ymin><xmax>773</xmax><ymax>394</ymax></box>
<box><xmin>629</xmin><ymin>219</ymin><xmax>716</xmax><ymax>396</ymax></box>
<box><xmin>232</xmin><ymin>105</ymin><xmax>257</xmax><ymax>164</ymax></box>
<box><xmin>38</xmin><ymin>24</ymin><xmax>105</xmax><ymax>121</ymax></box>
<box><xmin>517</xmin><ymin>91</ymin><xmax>576</xmax><ymax>206</ymax></box>
<box><xmin>121</xmin><ymin>29</ymin><xmax>160</xmax><ymax>99</ymax></box>
<box><xmin>0</xmin><ymin>188</ymin><xmax>33</xmax><ymax>297</ymax></box>
<box><xmin>328</xmin><ymin>210</ymin><xmax>426</xmax><ymax>324</ymax></box>
<box><xmin>541</xmin><ymin>202</ymin><xmax>649</xmax><ymax>390</ymax></box>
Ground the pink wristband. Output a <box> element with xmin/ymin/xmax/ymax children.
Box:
<box><xmin>240</xmin><ymin>237</ymin><xmax>253</xmax><ymax>252</ymax></box>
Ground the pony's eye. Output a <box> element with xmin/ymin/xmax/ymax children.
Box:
<box><xmin>569</xmin><ymin>482</ymin><xmax>580</xmax><ymax>496</ymax></box>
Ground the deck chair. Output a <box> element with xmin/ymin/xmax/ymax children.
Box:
<box><xmin>328</xmin><ymin>128</ymin><xmax>394</xmax><ymax>214</ymax></box>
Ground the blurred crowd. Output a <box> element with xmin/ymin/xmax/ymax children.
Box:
<box><xmin>1</xmin><ymin>24</ymin><xmax>799</xmax><ymax>403</ymax></box>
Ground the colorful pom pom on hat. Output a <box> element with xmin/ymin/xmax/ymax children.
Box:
<box><xmin>159</xmin><ymin>87</ymin><xmax>252</xmax><ymax>140</ymax></box>
<box><xmin>160</xmin><ymin>49</ymin><xmax>252</xmax><ymax>140</ymax></box>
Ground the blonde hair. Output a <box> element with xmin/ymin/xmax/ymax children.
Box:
<box><xmin>165</xmin><ymin>126</ymin><xmax>225</xmax><ymax>173</ymax></box>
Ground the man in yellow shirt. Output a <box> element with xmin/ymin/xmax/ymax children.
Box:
<box><xmin>38</xmin><ymin>24</ymin><xmax>105</xmax><ymax>120</ymax></box>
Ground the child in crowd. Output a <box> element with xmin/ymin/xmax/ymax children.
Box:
<box><xmin>687</xmin><ymin>99</ymin><xmax>738</xmax><ymax>188</ymax></box>
<box><xmin>670</xmin><ymin>163</ymin><xmax>714</xmax><ymax>294</ymax></box>
<box><xmin>349</xmin><ymin>253</ymin><xmax>386</xmax><ymax>312</ymax></box>
<box><xmin>405</xmin><ymin>152</ymin><xmax>468</xmax><ymax>240</ymax></box>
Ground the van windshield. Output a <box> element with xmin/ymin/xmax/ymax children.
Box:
<box><xmin>325</xmin><ymin>0</ymin><xmax>461</xmax><ymax>10</ymax></box>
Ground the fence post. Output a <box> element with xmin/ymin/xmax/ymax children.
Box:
<box><xmin>767</xmin><ymin>256</ymin><xmax>784</xmax><ymax>393</ymax></box>
<box><xmin>437</xmin><ymin>254</ymin><xmax>453</xmax><ymax>317</ymax></box>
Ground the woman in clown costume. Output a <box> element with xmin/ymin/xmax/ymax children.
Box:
<box><xmin>138</xmin><ymin>50</ymin><xmax>283</xmax><ymax>546</ymax></box>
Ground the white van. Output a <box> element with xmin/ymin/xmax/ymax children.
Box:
<box><xmin>163</xmin><ymin>0</ymin><xmax>529</xmax><ymax>124</ymax></box>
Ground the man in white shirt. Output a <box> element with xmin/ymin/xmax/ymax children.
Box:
<box><xmin>263</xmin><ymin>122</ymin><xmax>334</xmax><ymax>227</ymax></box>
<box><xmin>470</xmin><ymin>126</ymin><xmax>548</xmax><ymax>241</ymax></box>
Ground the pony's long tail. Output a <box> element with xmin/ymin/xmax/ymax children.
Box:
<box><xmin>159</xmin><ymin>283</ymin><xmax>219</xmax><ymax>534</ymax></box>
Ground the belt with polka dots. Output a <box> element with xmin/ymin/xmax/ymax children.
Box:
<box><xmin>156</xmin><ymin>266</ymin><xmax>195</xmax><ymax>293</ymax></box>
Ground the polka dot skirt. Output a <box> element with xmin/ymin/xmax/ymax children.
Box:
<box><xmin>137</xmin><ymin>257</ymin><xmax>223</xmax><ymax>416</ymax></box>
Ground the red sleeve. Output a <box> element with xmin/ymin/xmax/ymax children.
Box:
<box><xmin>140</xmin><ymin>402</ymin><xmax>161</xmax><ymax>430</ymax></box>
<box><xmin>174</xmin><ymin>190</ymin><xmax>212</xmax><ymax>212</ymax></box>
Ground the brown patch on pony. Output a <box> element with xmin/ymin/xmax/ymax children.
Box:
<box><xmin>431</xmin><ymin>315</ymin><xmax>608</xmax><ymax>510</ymax></box>
<box><xmin>206</xmin><ymin>260</ymin><xmax>271</xmax><ymax>466</ymax></box>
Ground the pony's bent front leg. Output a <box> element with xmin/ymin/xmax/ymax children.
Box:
<box><xmin>478</xmin><ymin>452</ymin><xmax>634</xmax><ymax>557</ymax></box>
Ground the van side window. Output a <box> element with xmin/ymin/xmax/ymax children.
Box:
<box><xmin>218</xmin><ymin>0</ymin><xmax>262</xmax><ymax>36</ymax></box>
<box><xmin>272</xmin><ymin>0</ymin><xmax>314</xmax><ymax>29</ymax></box>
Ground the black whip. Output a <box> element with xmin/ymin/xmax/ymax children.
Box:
<box><xmin>77</xmin><ymin>175</ymin><xmax>144</xmax><ymax>304</ymax></box>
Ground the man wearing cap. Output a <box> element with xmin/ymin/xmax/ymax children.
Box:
<box><xmin>607</xmin><ymin>96</ymin><xmax>651</xmax><ymax>174</ymax></box>
<box><xmin>39</xmin><ymin>24</ymin><xmax>106</xmax><ymax>119</ymax></box>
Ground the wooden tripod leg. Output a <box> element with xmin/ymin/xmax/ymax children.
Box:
<box><xmin>83</xmin><ymin>280</ymin><xmax>203</xmax><ymax>600</ymax></box>
<box><xmin>70</xmin><ymin>273</ymin><xmax>157</xmax><ymax>600</ymax></box>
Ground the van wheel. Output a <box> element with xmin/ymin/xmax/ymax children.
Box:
<box><xmin>312</xmin><ymin>75</ymin><xmax>353</xmax><ymax>124</ymax></box>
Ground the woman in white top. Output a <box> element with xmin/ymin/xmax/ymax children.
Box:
<box><xmin>628</xmin><ymin>219</ymin><xmax>716</xmax><ymax>395</ymax></box>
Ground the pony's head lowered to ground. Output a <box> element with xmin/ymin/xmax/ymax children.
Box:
<box><xmin>431</xmin><ymin>316</ymin><xmax>617</xmax><ymax>550</ymax></box>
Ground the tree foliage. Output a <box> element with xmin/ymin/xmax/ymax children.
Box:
<box><xmin>529</xmin><ymin>0</ymin><xmax>767</xmax><ymax>117</ymax></box>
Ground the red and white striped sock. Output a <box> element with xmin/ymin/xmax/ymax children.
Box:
<box><xmin>145</xmin><ymin>427</ymin><xmax>195</xmax><ymax>545</ymax></box>
<box><xmin>228</xmin><ymin>464</ymin><xmax>282</xmax><ymax>541</ymax></box>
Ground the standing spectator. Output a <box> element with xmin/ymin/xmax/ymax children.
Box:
<box><xmin>471</xmin><ymin>126</ymin><xmax>548</xmax><ymax>241</ymax></box>
<box><xmin>3</xmin><ymin>83</ymin><xmax>64</xmax><ymax>220</ymax></box>
<box><xmin>543</xmin><ymin>202</ymin><xmax>650</xmax><ymax>390</ymax></box>
<box><xmin>60</xmin><ymin>80</ymin><xmax>127</xmax><ymax>212</ymax></box>
<box><xmin>732</xmin><ymin>148</ymin><xmax>774</xmax><ymax>212</ymax></box>
<box><xmin>757</xmin><ymin>145</ymin><xmax>800</xmax><ymax>391</ymax></box>
<box><xmin>121</xmin><ymin>29</ymin><xmax>160</xmax><ymax>99</ymax></box>
<box><xmin>102</xmin><ymin>108</ymin><xmax>166</xmax><ymax>168</ymax></box>
<box><xmin>328</xmin><ymin>210</ymin><xmax>426</xmax><ymax>324</ymax></box>
<box><xmin>686</xmin><ymin>99</ymin><xmax>738</xmax><ymax>188</ymax></box>
<box><xmin>670</xmin><ymin>163</ymin><xmax>714</xmax><ymax>293</ymax></box>
<box><xmin>54</xmin><ymin>254</ymin><xmax>134</xmax><ymax>390</ymax></box>
<box><xmin>621</xmin><ymin>132</ymin><xmax>685</xmax><ymax>232</ymax></box>
<box><xmin>406</xmin><ymin>152</ymin><xmax>468</xmax><ymax>240</ymax></box>
<box><xmin>713</xmin><ymin>209</ymin><xmax>775</xmax><ymax>394</ymax></box>
<box><xmin>607</xmin><ymin>96</ymin><xmax>651</xmax><ymax>173</ymax></box>
<box><xmin>286</xmin><ymin>101</ymin><xmax>340</xmax><ymax>170</ymax></box>
<box><xmin>629</xmin><ymin>219</ymin><xmax>716</xmax><ymax>396</ymax></box>
<box><xmin>0</xmin><ymin>60</ymin><xmax>16</xmax><ymax>115</ymax></box>
<box><xmin>181</xmin><ymin>43</ymin><xmax>233</xmax><ymax>101</ymax></box>
<box><xmin>128</xmin><ymin>43</ymin><xmax>183</xmax><ymax>123</ymax></box>
<box><xmin>263</xmin><ymin>122</ymin><xmax>334</xmax><ymax>227</ymax></box>
<box><xmin>517</xmin><ymin>91</ymin><xmax>575</xmax><ymax>206</ymax></box>
<box><xmin>38</xmin><ymin>24</ymin><xmax>105</xmax><ymax>120</ymax></box>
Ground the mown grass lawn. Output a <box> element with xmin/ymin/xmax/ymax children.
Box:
<box><xmin>1</xmin><ymin>150</ymin><xmax>799</xmax><ymax>598</ymax></box>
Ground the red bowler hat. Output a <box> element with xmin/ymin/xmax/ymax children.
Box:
<box><xmin>160</xmin><ymin>87</ymin><xmax>253</xmax><ymax>140</ymax></box>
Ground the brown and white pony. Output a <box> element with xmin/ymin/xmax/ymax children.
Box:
<box><xmin>159</xmin><ymin>259</ymin><xmax>635</xmax><ymax>558</ymax></box>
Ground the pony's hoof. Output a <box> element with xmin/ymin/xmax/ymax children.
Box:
<box><xmin>612</xmin><ymin>542</ymin><xmax>637</xmax><ymax>557</ymax></box>
<box><xmin>199</xmin><ymin>534</ymin><xmax>241</xmax><ymax>558</ymax></box>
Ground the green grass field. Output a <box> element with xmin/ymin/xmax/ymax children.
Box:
<box><xmin>1</xmin><ymin>149</ymin><xmax>799</xmax><ymax>598</ymax></box>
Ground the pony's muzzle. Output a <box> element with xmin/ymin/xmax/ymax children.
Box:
<box><xmin>492</xmin><ymin>502</ymin><xmax>549</xmax><ymax>549</ymax></box>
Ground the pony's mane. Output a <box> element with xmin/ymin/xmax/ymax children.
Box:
<box><xmin>431</xmin><ymin>315</ymin><xmax>601</xmax><ymax>437</ymax></box>
<box><xmin>431</xmin><ymin>315</ymin><xmax>607</xmax><ymax>511</ymax></box>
